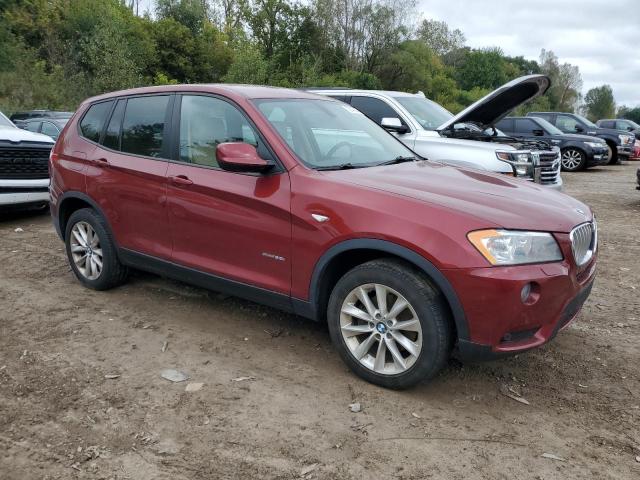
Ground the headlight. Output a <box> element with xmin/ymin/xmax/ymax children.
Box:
<box><xmin>496</xmin><ymin>151</ymin><xmax>533</xmax><ymax>178</ymax></box>
<box><xmin>467</xmin><ymin>229</ymin><xmax>563</xmax><ymax>265</ymax></box>
<box><xmin>619</xmin><ymin>134</ymin><xmax>633</xmax><ymax>145</ymax></box>
<box><xmin>584</xmin><ymin>142</ymin><xmax>604</xmax><ymax>148</ymax></box>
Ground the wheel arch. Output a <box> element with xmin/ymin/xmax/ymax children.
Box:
<box><xmin>305</xmin><ymin>239</ymin><xmax>469</xmax><ymax>342</ymax></box>
<box><xmin>57</xmin><ymin>192</ymin><xmax>112</xmax><ymax>242</ymax></box>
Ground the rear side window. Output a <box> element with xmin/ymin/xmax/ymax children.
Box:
<box><xmin>80</xmin><ymin>101</ymin><xmax>114</xmax><ymax>142</ymax></box>
<box><xmin>25</xmin><ymin>121</ymin><xmax>41</xmax><ymax>133</ymax></box>
<box><xmin>41</xmin><ymin>122</ymin><xmax>59</xmax><ymax>137</ymax></box>
<box><xmin>350</xmin><ymin>96</ymin><xmax>406</xmax><ymax>127</ymax></box>
<box><xmin>103</xmin><ymin>99</ymin><xmax>126</xmax><ymax>151</ymax></box>
<box><xmin>514</xmin><ymin>118</ymin><xmax>539</xmax><ymax>134</ymax></box>
<box><xmin>121</xmin><ymin>96</ymin><xmax>170</xmax><ymax>158</ymax></box>
<box><xmin>495</xmin><ymin>118</ymin><xmax>513</xmax><ymax>132</ymax></box>
<box><xmin>600</xmin><ymin>120</ymin><xmax>614</xmax><ymax>128</ymax></box>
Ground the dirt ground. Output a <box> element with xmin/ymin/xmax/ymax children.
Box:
<box><xmin>1</xmin><ymin>163</ymin><xmax>639</xmax><ymax>480</ymax></box>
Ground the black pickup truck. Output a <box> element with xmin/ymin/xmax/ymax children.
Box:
<box><xmin>496</xmin><ymin>116</ymin><xmax>609</xmax><ymax>171</ymax></box>
<box><xmin>527</xmin><ymin>112</ymin><xmax>635</xmax><ymax>164</ymax></box>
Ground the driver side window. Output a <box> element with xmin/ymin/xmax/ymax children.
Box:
<box><xmin>179</xmin><ymin>95</ymin><xmax>258</xmax><ymax>168</ymax></box>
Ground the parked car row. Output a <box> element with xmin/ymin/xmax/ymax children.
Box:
<box><xmin>40</xmin><ymin>81</ymin><xmax>600</xmax><ymax>389</ymax></box>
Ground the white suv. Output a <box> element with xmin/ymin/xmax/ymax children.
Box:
<box><xmin>309</xmin><ymin>75</ymin><xmax>562</xmax><ymax>189</ymax></box>
<box><xmin>0</xmin><ymin>111</ymin><xmax>54</xmax><ymax>208</ymax></box>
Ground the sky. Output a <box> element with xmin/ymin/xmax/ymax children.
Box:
<box><xmin>418</xmin><ymin>0</ymin><xmax>640</xmax><ymax>107</ymax></box>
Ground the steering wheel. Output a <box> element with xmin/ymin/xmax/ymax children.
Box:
<box><xmin>324</xmin><ymin>141</ymin><xmax>352</xmax><ymax>160</ymax></box>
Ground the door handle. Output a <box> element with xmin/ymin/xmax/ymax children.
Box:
<box><xmin>169</xmin><ymin>175</ymin><xmax>193</xmax><ymax>186</ymax></box>
<box><xmin>92</xmin><ymin>158</ymin><xmax>110</xmax><ymax>167</ymax></box>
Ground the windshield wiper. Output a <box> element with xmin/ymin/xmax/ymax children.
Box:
<box><xmin>376</xmin><ymin>155</ymin><xmax>418</xmax><ymax>166</ymax></box>
<box><xmin>315</xmin><ymin>163</ymin><xmax>367</xmax><ymax>171</ymax></box>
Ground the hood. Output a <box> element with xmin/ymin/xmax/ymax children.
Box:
<box><xmin>557</xmin><ymin>133</ymin><xmax>606</xmax><ymax>143</ymax></box>
<box><xmin>0</xmin><ymin>125</ymin><xmax>54</xmax><ymax>144</ymax></box>
<box><xmin>438</xmin><ymin>75</ymin><xmax>551</xmax><ymax>131</ymax></box>
<box><xmin>326</xmin><ymin>161</ymin><xmax>590</xmax><ymax>233</ymax></box>
<box><xmin>415</xmin><ymin>129</ymin><xmax>516</xmax><ymax>152</ymax></box>
<box><xmin>588</xmin><ymin>127</ymin><xmax>633</xmax><ymax>138</ymax></box>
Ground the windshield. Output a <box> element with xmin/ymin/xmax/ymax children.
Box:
<box><xmin>0</xmin><ymin>112</ymin><xmax>15</xmax><ymax>128</ymax></box>
<box><xmin>254</xmin><ymin>99</ymin><xmax>416</xmax><ymax>169</ymax></box>
<box><xmin>393</xmin><ymin>96</ymin><xmax>453</xmax><ymax>130</ymax></box>
<box><xmin>574</xmin><ymin>114</ymin><xmax>597</xmax><ymax>128</ymax></box>
<box><xmin>535</xmin><ymin>117</ymin><xmax>564</xmax><ymax>135</ymax></box>
<box><xmin>624</xmin><ymin>119</ymin><xmax>640</xmax><ymax>129</ymax></box>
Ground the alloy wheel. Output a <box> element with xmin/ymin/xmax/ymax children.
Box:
<box><xmin>70</xmin><ymin>221</ymin><xmax>103</xmax><ymax>280</ymax></box>
<box><xmin>340</xmin><ymin>283</ymin><xmax>423</xmax><ymax>375</ymax></box>
<box><xmin>561</xmin><ymin>149</ymin><xmax>583</xmax><ymax>170</ymax></box>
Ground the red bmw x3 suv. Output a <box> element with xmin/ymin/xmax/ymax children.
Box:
<box><xmin>50</xmin><ymin>85</ymin><xmax>597</xmax><ymax>388</ymax></box>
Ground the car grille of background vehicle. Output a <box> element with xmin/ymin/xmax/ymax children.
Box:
<box><xmin>0</xmin><ymin>147</ymin><xmax>50</xmax><ymax>179</ymax></box>
<box><xmin>538</xmin><ymin>151</ymin><xmax>560</xmax><ymax>185</ymax></box>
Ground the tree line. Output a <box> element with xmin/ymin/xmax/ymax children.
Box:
<box><xmin>0</xmin><ymin>0</ymin><xmax>631</xmax><ymax>121</ymax></box>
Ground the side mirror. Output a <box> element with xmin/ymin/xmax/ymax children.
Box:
<box><xmin>216</xmin><ymin>143</ymin><xmax>273</xmax><ymax>173</ymax></box>
<box><xmin>628</xmin><ymin>126</ymin><xmax>634</xmax><ymax>132</ymax></box>
<box><xmin>574</xmin><ymin>125</ymin><xmax>584</xmax><ymax>133</ymax></box>
<box><xmin>381</xmin><ymin>117</ymin><xmax>409</xmax><ymax>134</ymax></box>
<box><xmin>532</xmin><ymin>129</ymin><xmax>545</xmax><ymax>136</ymax></box>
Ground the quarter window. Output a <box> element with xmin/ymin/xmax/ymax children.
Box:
<box><xmin>121</xmin><ymin>96</ymin><xmax>170</xmax><ymax>158</ymax></box>
<box><xmin>179</xmin><ymin>95</ymin><xmax>258</xmax><ymax>168</ymax></box>
<box><xmin>80</xmin><ymin>101</ymin><xmax>114</xmax><ymax>142</ymax></box>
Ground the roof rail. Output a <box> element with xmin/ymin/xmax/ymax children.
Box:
<box><xmin>299</xmin><ymin>87</ymin><xmax>353</xmax><ymax>91</ymax></box>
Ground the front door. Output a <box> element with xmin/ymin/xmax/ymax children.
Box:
<box><xmin>166</xmin><ymin>94</ymin><xmax>291</xmax><ymax>295</ymax></box>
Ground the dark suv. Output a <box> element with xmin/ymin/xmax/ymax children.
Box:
<box><xmin>496</xmin><ymin>116</ymin><xmax>609</xmax><ymax>172</ymax></box>
<box><xmin>596</xmin><ymin>119</ymin><xmax>640</xmax><ymax>140</ymax></box>
<box><xmin>527</xmin><ymin>112</ymin><xmax>634</xmax><ymax>164</ymax></box>
<box><xmin>50</xmin><ymin>85</ymin><xmax>597</xmax><ymax>389</ymax></box>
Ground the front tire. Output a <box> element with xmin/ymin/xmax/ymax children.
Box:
<box><xmin>606</xmin><ymin>143</ymin><xmax>618</xmax><ymax>165</ymax></box>
<box><xmin>327</xmin><ymin>259</ymin><xmax>452</xmax><ymax>389</ymax></box>
<box><xmin>560</xmin><ymin>148</ymin><xmax>586</xmax><ymax>171</ymax></box>
<box><xmin>65</xmin><ymin>208</ymin><xmax>128</xmax><ymax>290</ymax></box>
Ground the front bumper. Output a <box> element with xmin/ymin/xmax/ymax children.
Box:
<box><xmin>586</xmin><ymin>147</ymin><xmax>610</xmax><ymax>166</ymax></box>
<box><xmin>0</xmin><ymin>179</ymin><xmax>50</xmax><ymax>206</ymax></box>
<box><xmin>617</xmin><ymin>144</ymin><xmax>633</xmax><ymax>157</ymax></box>
<box><xmin>445</xmin><ymin>249</ymin><xmax>596</xmax><ymax>362</ymax></box>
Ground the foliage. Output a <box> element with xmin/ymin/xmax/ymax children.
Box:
<box><xmin>617</xmin><ymin>106</ymin><xmax>640</xmax><ymax>124</ymax></box>
<box><xmin>583</xmin><ymin>85</ymin><xmax>616</xmax><ymax>121</ymax></box>
<box><xmin>0</xmin><ymin>0</ymin><xmax>615</xmax><ymax>117</ymax></box>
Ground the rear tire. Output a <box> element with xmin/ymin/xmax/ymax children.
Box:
<box><xmin>560</xmin><ymin>148</ymin><xmax>586</xmax><ymax>171</ymax></box>
<box><xmin>65</xmin><ymin>208</ymin><xmax>128</xmax><ymax>290</ymax></box>
<box><xmin>327</xmin><ymin>259</ymin><xmax>452</xmax><ymax>389</ymax></box>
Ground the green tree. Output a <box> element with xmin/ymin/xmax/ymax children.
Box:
<box><xmin>416</xmin><ymin>19</ymin><xmax>465</xmax><ymax>56</ymax></box>
<box><xmin>455</xmin><ymin>47</ymin><xmax>509</xmax><ymax>91</ymax></box>
<box><xmin>583</xmin><ymin>85</ymin><xmax>616</xmax><ymax>121</ymax></box>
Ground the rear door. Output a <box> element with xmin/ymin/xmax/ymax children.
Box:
<box><xmin>84</xmin><ymin>94</ymin><xmax>174</xmax><ymax>259</ymax></box>
<box><xmin>165</xmin><ymin>94</ymin><xmax>292</xmax><ymax>294</ymax></box>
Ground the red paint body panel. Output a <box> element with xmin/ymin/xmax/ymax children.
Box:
<box><xmin>50</xmin><ymin>84</ymin><xmax>597</xmax><ymax>358</ymax></box>
<box><xmin>166</xmin><ymin>163</ymin><xmax>291</xmax><ymax>294</ymax></box>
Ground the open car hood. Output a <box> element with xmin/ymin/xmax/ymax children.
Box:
<box><xmin>437</xmin><ymin>75</ymin><xmax>551</xmax><ymax>131</ymax></box>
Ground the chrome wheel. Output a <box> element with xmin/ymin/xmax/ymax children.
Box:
<box><xmin>70</xmin><ymin>221</ymin><xmax>103</xmax><ymax>280</ymax></box>
<box><xmin>561</xmin><ymin>149</ymin><xmax>583</xmax><ymax>170</ymax></box>
<box><xmin>340</xmin><ymin>283</ymin><xmax>422</xmax><ymax>375</ymax></box>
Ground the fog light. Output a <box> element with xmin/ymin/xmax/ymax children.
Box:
<box><xmin>520</xmin><ymin>282</ymin><xmax>540</xmax><ymax>305</ymax></box>
<box><xmin>520</xmin><ymin>283</ymin><xmax>532</xmax><ymax>303</ymax></box>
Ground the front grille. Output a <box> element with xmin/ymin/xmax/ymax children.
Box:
<box><xmin>570</xmin><ymin>221</ymin><xmax>597</xmax><ymax>267</ymax></box>
<box><xmin>538</xmin><ymin>151</ymin><xmax>560</xmax><ymax>185</ymax></box>
<box><xmin>0</xmin><ymin>147</ymin><xmax>51</xmax><ymax>179</ymax></box>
